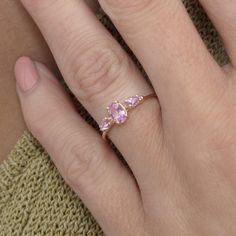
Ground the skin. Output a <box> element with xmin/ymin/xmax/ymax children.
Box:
<box><xmin>13</xmin><ymin>0</ymin><xmax>236</xmax><ymax>235</ymax></box>
<box><xmin>0</xmin><ymin>0</ymin><xmax>99</xmax><ymax>162</ymax></box>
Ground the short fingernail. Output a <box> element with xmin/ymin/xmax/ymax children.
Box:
<box><xmin>15</xmin><ymin>56</ymin><xmax>39</xmax><ymax>92</ymax></box>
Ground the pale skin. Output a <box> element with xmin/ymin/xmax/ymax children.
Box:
<box><xmin>14</xmin><ymin>0</ymin><xmax>236</xmax><ymax>235</ymax></box>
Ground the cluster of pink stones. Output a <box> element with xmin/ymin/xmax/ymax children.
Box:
<box><xmin>99</xmin><ymin>95</ymin><xmax>144</xmax><ymax>132</ymax></box>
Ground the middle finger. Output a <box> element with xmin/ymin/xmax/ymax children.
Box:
<box><xmin>99</xmin><ymin>0</ymin><xmax>226</xmax><ymax>119</ymax></box>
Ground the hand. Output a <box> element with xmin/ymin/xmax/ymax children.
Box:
<box><xmin>15</xmin><ymin>0</ymin><xmax>236</xmax><ymax>235</ymax></box>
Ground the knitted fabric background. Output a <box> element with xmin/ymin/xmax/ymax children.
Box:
<box><xmin>0</xmin><ymin>1</ymin><xmax>229</xmax><ymax>235</ymax></box>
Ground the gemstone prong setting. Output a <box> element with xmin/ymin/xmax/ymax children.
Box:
<box><xmin>99</xmin><ymin>94</ymin><xmax>156</xmax><ymax>139</ymax></box>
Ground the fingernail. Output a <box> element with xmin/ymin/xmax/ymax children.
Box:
<box><xmin>15</xmin><ymin>56</ymin><xmax>39</xmax><ymax>92</ymax></box>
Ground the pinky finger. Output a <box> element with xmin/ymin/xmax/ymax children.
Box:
<box><xmin>15</xmin><ymin>57</ymin><xmax>143</xmax><ymax>236</ymax></box>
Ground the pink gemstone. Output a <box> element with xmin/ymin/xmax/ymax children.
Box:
<box><xmin>108</xmin><ymin>102</ymin><xmax>127</xmax><ymax>124</ymax></box>
<box><xmin>99</xmin><ymin>117</ymin><xmax>112</xmax><ymax>131</ymax></box>
<box><xmin>124</xmin><ymin>95</ymin><xmax>143</xmax><ymax>107</ymax></box>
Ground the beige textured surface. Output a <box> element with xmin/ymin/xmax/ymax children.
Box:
<box><xmin>0</xmin><ymin>0</ymin><xmax>230</xmax><ymax>235</ymax></box>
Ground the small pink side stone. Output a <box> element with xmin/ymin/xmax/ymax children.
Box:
<box><xmin>124</xmin><ymin>95</ymin><xmax>143</xmax><ymax>107</ymax></box>
<box><xmin>99</xmin><ymin>117</ymin><xmax>112</xmax><ymax>131</ymax></box>
<box><xmin>108</xmin><ymin>102</ymin><xmax>127</xmax><ymax>124</ymax></box>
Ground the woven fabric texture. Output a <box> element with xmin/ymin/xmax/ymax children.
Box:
<box><xmin>0</xmin><ymin>1</ymin><xmax>229</xmax><ymax>235</ymax></box>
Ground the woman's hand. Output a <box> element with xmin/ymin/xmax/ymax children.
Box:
<box><xmin>15</xmin><ymin>0</ymin><xmax>236</xmax><ymax>235</ymax></box>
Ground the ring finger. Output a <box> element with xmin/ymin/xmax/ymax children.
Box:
<box><xmin>20</xmin><ymin>0</ymin><xmax>163</xmax><ymax>186</ymax></box>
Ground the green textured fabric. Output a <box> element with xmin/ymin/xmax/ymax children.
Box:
<box><xmin>0</xmin><ymin>1</ymin><xmax>229</xmax><ymax>235</ymax></box>
<box><xmin>0</xmin><ymin>132</ymin><xmax>103</xmax><ymax>236</ymax></box>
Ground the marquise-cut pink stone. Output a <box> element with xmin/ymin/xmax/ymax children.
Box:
<box><xmin>108</xmin><ymin>102</ymin><xmax>127</xmax><ymax>124</ymax></box>
<box><xmin>99</xmin><ymin>117</ymin><xmax>112</xmax><ymax>131</ymax></box>
<box><xmin>124</xmin><ymin>95</ymin><xmax>143</xmax><ymax>107</ymax></box>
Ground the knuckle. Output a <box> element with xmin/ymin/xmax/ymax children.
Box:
<box><xmin>70</xmin><ymin>44</ymin><xmax>127</xmax><ymax>103</ymax></box>
<box><xmin>64</xmin><ymin>140</ymin><xmax>108</xmax><ymax>192</ymax></box>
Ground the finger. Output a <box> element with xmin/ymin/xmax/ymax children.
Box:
<box><xmin>98</xmin><ymin>0</ymin><xmax>226</xmax><ymax>115</ymax></box>
<box><xmin>199</xmin><ymin>0</ymin><xmax>236</xmax><ymax>67</ymax></box>
<box><xmin>20</xmin><ymin>0</ymin><xmax>163</xmax><ymax>187</ymax></box>
<box><xmin>15</xmin><ymin>57</ymin><xmax>143</xmax><ymax>236</ymax></box>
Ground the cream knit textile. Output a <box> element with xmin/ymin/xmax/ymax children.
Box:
<box><xmin>0</xmin><ymin>1</ymin><xmax>229</xmax><ymax>235</ymax></box>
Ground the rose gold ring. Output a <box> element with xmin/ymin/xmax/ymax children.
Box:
<box><xmin>99</xmin><ymin>94</ymin><xmax>157</xmax><ymax>140</ymax></box>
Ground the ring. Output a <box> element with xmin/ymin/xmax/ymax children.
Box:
<box><xmin>99</xmin><ymin>93</ymin><xmax>157</xmax><ymax>140</ymax></box>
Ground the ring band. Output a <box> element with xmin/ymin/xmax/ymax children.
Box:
<box><xmin>99</xmin><ymin>93</ymin><xmax>157</xmax><ymax>140</ymax></box>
